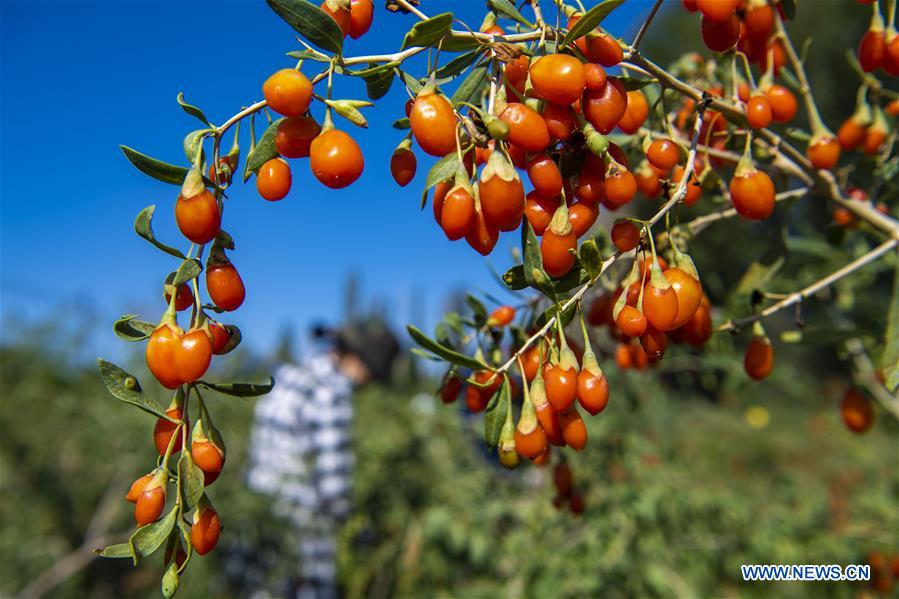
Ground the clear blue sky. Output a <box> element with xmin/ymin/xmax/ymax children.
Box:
<box><xmin>0</xmin><ymin>0</ymin><xmax>649</xmax><ymax>357</ymax></box>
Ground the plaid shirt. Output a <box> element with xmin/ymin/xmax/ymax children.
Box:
<box><xmin>246</xmin><ymin>353</ymin><xmax>353</xmax><ymax>597</ymax></box>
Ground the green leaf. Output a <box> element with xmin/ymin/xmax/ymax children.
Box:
<box><xmin>535</xmin><ymin>301</ymin><xmax>578</xmax><ymax>329</ymax></box>
<box><xmin>286</xmin><ymin>49</ymin><xmax>331</xmax><ymax>62</ymax></box>
<box><xmin>161</xmin><ymin>561</ymin><xmax>180</xmax><ymax>599</ymax></box>
<box><xmin>197</xmin><ymin>377</ymin><xmax>275</xmax><ymax>397</ymax></box>
<box><xmin>326</xmin><ymin>99</ymin><xmax>372</xmax><ymax>128</ymax></box>
<box><xmin>401</xmin><ymin>12</ymin><xmax>454</xmax><ymax>50</ymax></box>
<box><xmin>483</xmin><ymin>377</ymin><xmax>509</xmax><ymax>449</ymax></box>
<box><xmin>114</xmin><ymin>314</ymin><xmax>155</xmax><ymax>342</ymax></box>
<box><xmin>619</xmin><ymin>77</ymin><xmax>656</xmax><ymax>91</ymax></box>
<box><xmin>393</xmin><ymin>117</ymin><xmax>410</xmax><ymax>130</ymax></box>
<box><xmin>440</xmin><ymin>34</ymin><xmax>483</xmax><ymax>53</ymax></box>
<box><xmin>266</xmin><ymin>0</ymin><xmax>344</xmax><ymax>54</ymax></box>
<box><xmin>425</xmin><ymin>153</ymin><xmax>460</xmax><ymax>189</ymax></box>
<box><xmin>407</xmin><ymin>325</ymin><xmax>486</xmax><ymax>370</ymax></box>
<box><xmin>785</xmin><ymin>127</ymin><xmax>812</xmax><ymax>142</ymax></box>
<box><xmin>172</xmin><ymin>258</ymin><xmax>202</xmax><ymax>287</ymax></box>
<box><xmin>95</xmin><ymin>542</ymin><xmax>136</xmax><ymax>559</ymax></box>
<box><xmin>435</xmin><ymin>50</ymin><xmax>483</xmax><ymax>79</ymax></box>
<box><xmin>734</xmin><ymin>257</ymin><xmax>785</xmax><ymax>298</ymax></box>
<box><xmin>522</xmin><ymin>222</ymin><xmax>554</xmax><ymax>297</ymax></box>
<box><xmin>882</xmin><ymin>261</ymin><xmax>899</xmax><ymax>392</ymax></box>
<box><xmin>398</xmin><ymin>69</ymin><xmax>425</xmax><ymax>94</ymax></box>
<box><xmin>466</xmin><ymin>294</ymin><xmax>487</xmax><ymax>327</ymax></box>
<box><xmin>178</xmin><ymin>452</ymin><xmax>205</xmax><ymax>511</ymax></box>
<box><xmin>183</xmin><ymin>129</ymin><xmax>211</xmax><ymax>164</ymax></box>
<box><xmin>488</xmin><ymin>0</ymin><xmax>533</xmax><ymax>27</ymax></box>
<box><xmin>451</xmin><ymin>63</ymin><xmax>489</xmax><ymax>105</ymax></box>
<box><xmin>554</xmin><ymin>266</ymin><xmax>589</xmax><ymax>293</ymax></box>
<box><xmin>579</xmin><ymin>239</ymin><xmax>603</xmax><ymax>280</ymax></box>
<box><xmin>97</xmin><ymin>359</ymin><xmax>169</xmax><ymax>419</ymax></box>
<box><xmin>246</xmin><ymin>117</ymin><xmax>285</xmax><ymax>174</ymax></box>
<box><xmin>364</xmin><ymin>68</ymin><xmax>396</xmax><ymax>101</ymax></box>
<box><xmin>121</xmin><ymin>146</ymin><xmax>189</xmax><ymax>186</ymax></box>
<box><xmin>502</xmin><ymin>265</ymin><xmax>527</xmax><ymax>290</ymax></box>
<box><xmin>217</xmin><ymin>324</ymin><xmax>243</xmax><ymax>355</ymax></box>
<box><xmin>176</xmin><ymin>92</ymin><xmax>211</xmax><ymax>126</ymax></box>
<box><xmin>134</xmin><ymin>206</ymin><xmax>187</xmax><ymax>259</ymax></box>
<box><xmin>562</xmin><ymin>0</ymin><xmax>624</xmax><ymax>46</ymax></box>
<box><xmin>130</xmin><ymin>506</ymin><xmax>179</xmax><ymax>563</ymax></box>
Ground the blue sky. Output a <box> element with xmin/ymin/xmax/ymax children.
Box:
<box><xmin>0</xmin><ymin>0</ymin><xmax>649</xmax><ymax>357</ymax></box>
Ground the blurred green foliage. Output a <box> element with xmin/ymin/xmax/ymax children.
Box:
<box><xmin>2</xmin><ymin>2</ymin><xmax>898</xmax><ymax>598</ymax></box>
<box><xmin>1</xmin><ymin>314</ymin><xmax>897</xmax><ymax>598</ymax></box>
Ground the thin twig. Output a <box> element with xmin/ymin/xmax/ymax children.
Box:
<box><xmin>716</xmin><ymin>238</ymin><xmax>899</xmax><ymax>333</ymax></box>
<box><xmin>631</xmin><ymin>0</ymin><xmax>665</xmax><ymax>51</ymax></box>
<box><xmin>396</xmin><ymin>0</ymin><xmax>428</xmax><ymax>21</ymax></box>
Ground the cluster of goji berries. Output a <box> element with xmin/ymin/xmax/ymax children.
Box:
<box><xmin>439</xmin><ymin>302</ymin><xmax>610</xmax><ymax>465</ymax></box>
<box><xmin>255</xmin><ymin>1</ymin><xmax>374</xmax><ymax>200</ymax></box>
<box><xmin>404</xmin><ymin>13</ymin><xmax>657</xmax><ymax>275</ymax></box>
<box><xmin>855</xmin><ymin>0</ymin><xmax>899</xmax><ymax>75</ymax></box>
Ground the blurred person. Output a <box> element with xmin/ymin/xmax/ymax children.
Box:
<box><xmin>244</xmin><ymin>318</ymin><xmax>400</xmax><ymax>599</ymax></box>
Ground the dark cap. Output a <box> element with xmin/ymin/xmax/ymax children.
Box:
<box><xmin>314</xmin><ymin>318</ymin><xmax>400</xmax><ymax>383</ymax></box>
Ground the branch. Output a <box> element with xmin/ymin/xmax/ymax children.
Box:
<box><xmin>626</xmin><ymin>50</ymin><xmax>899</xmax><ymax>241</ymax></box>
<box><xmin>845</xmin><ymin>337</ymin><xmax>899</xmax><ymax>420</ymax></box>
<box><xmin>716</xmin><ymin>238</ymin><xmax>899</xmax><ymax>334</ymax></box>
<box><xmin>658</xmin><ymin>187</ymin><xmax>810</xmax><ymax>249</ymax></box>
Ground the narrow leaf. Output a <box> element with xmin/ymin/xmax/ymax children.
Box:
<box><xmin>435</xmin><ymin>50</ymin><xmax>483</xmax><ymax>79</ymax></box>
<box><xmin>502</xmin><ymin>265</ymin><xmax>527</xmax><ymax>290</ymax></box>
<box><xmin>197</xmin><ymin>377</ymin><xmax>275</xmax><ymax>397</ymax></box>
<box><xmin>401</xmin><ymin>12</ymin><xmax>454</xmax><ymax>50</ymax></box>
<box><xmin>95</xmin><ymin>542</ymin><xmax>136</xmax><ymax>559</ymax></box>
<box><xmin>130</xmin><ymin>507</ymin><xmax>179</xmax><ymax>562</ymax></box>
<box><xmin>451</xmin><ymin>63</ymin><xmax>489</xmax><ymax>105</ymax></box>
<box><xmin>619</xmin><ymin>77</ymin><xmax>656</xmax><ymax>91</ymax></box>
<box><xmin>425</xmin><ymin>153</ymin><xmax>460</xmax><ymax>189</ymax></box>
<box><xmin>734</xmin><ymin>257</ymin><xmax>785</xmax><ymax>297</ymax></box>
<box><xmin>172</xmin><ymin>258</ymin><xmax>202</xmax><ymax>287</ymax></box>
<box><xmin>488</xmin><ymin>0</ymin><xmax>533</xmax><ymax>27</ymax></box>
<box><xmin>407</xmin><ymin>325</ymin><xmax>485</xmax><ymax>370</ymax></box>
<box><xmin>562</xmin><ymin>0</ymin><xmax>625</xmax><ymax>46</ymax></box>
<box><xmin>393</xmin><ymin>117</ymin><xmax>411</xmax><ymax>130</ymax></box>
<box><xmin>466</xmin><ymin>294</ymin><xmax>487</xmax><ymax>327</ymax></box>
<box><xmin>266</xmin><ymin>0</ymin><xmax>344</xmax><ymax>54</ymax></box>
<box><xmin>286</xmin><ymin>50</ymin><xmax>331</xmax><ymax>62</ymax></box>
<box><xmin>97</xmin><ymin>359</ymin><xmax>169</xmax><ymax>419</ymax></box>
<box><xmin>114</xmin><ymin>314</ymin><xmax>155</xmax><ymax>342</ymax></box>
<box><xmin>483</xmin><ymin>378</ymin><xmax>509</xmax><ymax>449</ymax></box>
<box><xmin>134</xmin><ymin>206</ymin><xmax>186</xmax><ymax>259</ymax></box>
<box><xmin>398</xmin><ymin>69</ymin><xmax>425</xmax><ymax>94</ymax></box>
<box><xmin>176</xmin><ymin>92</ymin><xmax>211</xmax><ymax>126</ymax></box>
<box><xmin>183</xmin><ymin>129</ymin><xmax>211</xmax><ymax>164</ymax></box>
<box><xmin>246</xmin><ymin>117</ymin><xmax>285</xmax><ymax>174</ymax></box>
<box><xmin>216</xmin><ymin>324</ymin><xmax>243</xmax><ymax>355</ymax></box>
<box><xmin>178</xmin><ymin>452</ymin><xmax>205</xmax><ymax>511</ymax></box>
<box><xmin>579</xmin><ymin>239</ymin><xmax>603</xmax><ymax>280</ymax></box>
<box><xmin>121</xmin><ymin>146</ymin><xmax>189</xmax><ymax>186</ymax></box>
<box><xmin>440</xmin><ymin>35</ymin><xmax>483</xmax><ymax>52</ymax></box>
<box><xmin>522</xmin><ymin>222</ymin><xmax>554</xmax><ymax>297</ymax></box>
